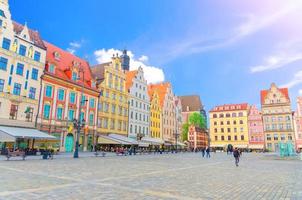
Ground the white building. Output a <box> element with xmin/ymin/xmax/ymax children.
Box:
<box><xmin>0</xmin><ymin>0</ymin><xmax>46</xmax><ymax>128</ymax></box>
<box><xmin>126</xmin><ymin>67</ymin><xmax>150</xmax><ymax>140</ymax></box>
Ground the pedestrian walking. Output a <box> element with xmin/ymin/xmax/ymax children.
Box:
<box><xmin>233</xmin><ymin>148</ymin><xmax>240</xmax><ymax>167</ymax></box>
<box><xmin>206</xmin><ymin>147</ymin><xmax>210</xmax><ymax>158</ymax></box>
<box><xmin>201</xmin><ymin>148</ymin><xmax>205</xmax><ymax>158</ymax></box>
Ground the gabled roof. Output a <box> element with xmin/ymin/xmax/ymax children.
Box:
<box><xmin>44</xmin><ymin>41</ymin><xmax>97</xmax><ymax>91</ymax></box>
<box><xmin>179</xmin><ymin>95</ymin><xmax>203</xmax><ymax>112</ymax></box>
<box><xmin>210</xmin><ymin>103</ymin><xmax>248</xmax><ymax>112</ymax></box>
<box><xmin>148</xmin><ymin>82</ymin><xmax>171</xmax><ymax>107</ymax></box>
<box><xmin>13</xmin><ymin>21</ymin><xmax>46</xmax><ymax>50</ymax></box>
<box><xmin>125</xmin><ymin>70</ymin><xmax>138</xmax><ymax>91</ymax></box>
<box><xmin>260</xmin><ymin>87</ymin><xmax>289</xmax><ymax>105</ymax></box>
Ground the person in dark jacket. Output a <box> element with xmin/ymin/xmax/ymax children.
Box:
<box><xmin>201</xmin><ymin>148</ymin><xmax>205</xmax><ymax>158</ymax></box>
<box><xmin>233</xmin><ymin>148</ymin><xmax>240</xmax><ymax>167</ymax></box>
<box><xmin>206</xmin><ymin>147</ymin><xmax>210</xmax><ymax>158</ymax></box>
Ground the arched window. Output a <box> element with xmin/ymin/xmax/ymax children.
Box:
<box><xmin>238</xmin><ymin>112</ymin><xmax>243</xmax><ymax>117</ymax></box>
<box><xmin>232</xmin><ymin>113</ymin><xmax>237</xmax><ymax>117</ymax></box>
<box><xmin>226</xmin><ymin>113</ymin><xmax>230</xmax><ymax>117</ymax></box>
<box><xmin>213</xmin><ymin>114</ymin><xmax>217</xmax><ymax>118</ymax></box>
<box><xmin>219</xmin><ymin>113</ymin><xmax>224</xmax><ymax>118</ymax></box>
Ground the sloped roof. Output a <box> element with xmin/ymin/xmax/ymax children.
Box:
<box><xmin>13</xmin><ymin>21</ymin><xmax>46</xmax><ymax>50</ymax></box>
<box><xmin>44</xmin><ymin>41</ymin><xmax>97</xmax><ymax>91</ymax></box>
<box><xmin>125</xmin><ymin>70</ymin><xmax>138</xmax><ymax>91</ymax></box>
<box><xmin>148</xmin><ymin>82</ymin><xmax>171</xmax><ymax>107</ymax></box>
<box><xmin>179</xmin><ymin>95</ymin><xmax>203</xmax><ymax>112</ymax></box>
<box><xmin>260</xmin><ymin>88</ymin><xmax>289</xmax><ymax>104</ymax></box>
<box><xmin>210</xmin><ymin>103</ymin><xmax>249</xmax><ymax>112</ymax></box>
<box><xmin>90</xmin><ymin>63</ymin><xmax>109</xmax><ymax>85</ymax></box>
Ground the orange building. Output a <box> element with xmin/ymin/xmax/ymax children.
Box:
<box><xmin>188</xmin><ymin>125</ymin><xmax>209</xmax><ymax>150</ymax></box>
<box><xmin>37</xmin><ymin>42</ymin><xmax>99</xmax><ymax>152</ymax></box>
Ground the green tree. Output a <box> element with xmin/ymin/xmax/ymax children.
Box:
<box><xmin>188</xmin><ymin>112</ymin><xmax>206</xmax><ymax>129</ymax></box>
<box><xmin>182</xmin><ymin>123</ymin><xmax>189</xmax><ymax>141</ymax></box>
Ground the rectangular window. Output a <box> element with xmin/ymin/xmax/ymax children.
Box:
<box><xmin>281</xmin><ymin>134</ymin><xmax>286</xmax><ymax>141</ymax></box>
<box><xmin>43</xmin><ymin>104</ymin><xmax>51</xmax><ymax>119</ymax></box>
<box><xmin>80</xmin><ymin>112</ymin><xmax>85</xmax><ymax>122</ymax></box>
<box><xmin>274</xmin><ymin>134</ymin><xmax>278</xmax><ymax>141</ymax></box>
<box><xmin>34</xmin><ymin>51</ymin><xmax>41</xmax><ymax>62</ymax></box>
<box><xmin>221</xmin><ymin>136</ymin><xmax>224</xmax><ymax>141</ymax></box>
<box><xmin>234</xmin><ymin>135</ymin><xmax>237</xmax><ymax>140</ymax></box>
<box><xmin>81</xmin><ymin>95</ymin><xmax>86</xmax><ymax>106</ymax></box>
<box><xmin>0</xmin><ymin>57</ymin><xmax>8</xmax><ymax>71</ymax></box>
<box><xmin>72</xmin><ymin>72</ymin><xmax>77</xmax><ymax>81</ymax></box>
<box><xmin>26</xmin><ymin>70</ymin><xmax>29</xmax><ymax>79</ymax></box>
<box><xmin>111</xmin><ymin>104</ymin><xmax>116</xmax><ymax>113</ymax></box>
<box><xmin>89</xmin><ymin>98</ymin><xmax>95</xmax><ymax>108</ymax></box>
<box><xmin>56</xmin><ymin>107</ymin><xmax>63</xmax><ymax>120</ymax></box>
<box><xmin>241</xmin><ymin>135</ymin><xmax>244</xmax><ymax>141</ymax></box>
<box><xmin>24</xmin><ymin>81</ymin><xmax>28</xmax><ymax>90</ymax></box>
<box><xmin>0</xmin><ymin>9</ymin><xmax>5</xmax><ymax>17</ymax></box>
<box><xmin>228</xmin><ymin>135</ymin><xmax>231</xmax><ymax>141</ymax></box>
<box><xmin>2</xmin><ymin>38</ymin><xmax>11</xmax><ymax>50</ymax></box>
<box><xmin>57</xmin><ymin>89</ymin><xmax>65</xmax><ymax>101</ymax></box>
<box><xmin>13</xmin><ymin>83</ymin><xmax>21</xmax><ymax>96</ymax></box>
<box><xmin>89</xmin><ymin>113</ymin><xmax>94</xmax><ymax>126</ymax></box>
<box><xmin>16</xmin><ymin>63</ymin><xmax>24</xmax><ymax>75</ymax></box>
<box><xmin>0</xmin><ymin>19</ymin><xmax>2</xmax><ymax>27</ymax></box>
<box><xmin>49</xmin><ymin>64</ymin><xmax>55</xmax><ymax>73</ymax></box>
<box><xmin>31</xmin><ymin>68</ymin><xmax>38</xmax><ymax>80</ymax></box>
<box><xmin>0</xmin><ymin>79</ymin><xmax>4</xmax><ymax>92</ymax></box>
<box><xmin>68</xmin><ymin>109</ymin><xmax>74</xmax><ymax>121</ymax></box>
<box><xmin>19</xmin><ymin>45</ymin><xmax>27</xmax><ymax>56</ymax></box>
<box><xmin>69</xmin><ymin>92</ymin><xmax>76</xmax><ymax>104</ymax></box>
<box><xmin>45</xmin><ymin>85</ymin><xmax>53</xmax><ymax>97</ymax></box>
<box><xmin>29</xmin><ymin>87</ymin><xmax>36</xmax><ymax>99</ymax></box>
<box><xmin>267</xmin><ymin>134</ymin><xmax>271</xmax><ymax>141</ymax></box>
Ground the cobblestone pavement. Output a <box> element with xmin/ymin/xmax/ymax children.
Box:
<box><xmin>0</xmin><ymin>152</ymin><xmax>301</xmax><ymax>200</ymax></box>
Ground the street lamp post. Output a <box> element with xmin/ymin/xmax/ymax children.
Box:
<box><xmin>73</xmin><ymin>67</ymin><xmax>86</xmax><ymax>158</ymax></box>
<box><xmin>174</xmin><ymin>132</ymin><xmax>180</xmax><ymax>153</ymax></box>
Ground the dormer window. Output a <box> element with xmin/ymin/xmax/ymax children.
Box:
<box><xmin>91</xmin><ymin>81</ymin><xmax>96</xmax><ymax>88</ymax></box>
<box><xmin>54</xmin><ymin>51</ymin><xmax>61</xmax><ymax>61</ymax></box>
<box><xmin>49</xmin><ymin>64</ymin><xmax>55</xmax><ymax>74</ymax></box>
<box><xmin>23</xmin><ymin>35</ymin><xmax>26</xmax><ymax>39</ymax></box>
<box><xmin>72</xmin><ymin>71</ymin><xmax>78</xmax><ymax>81</ymax></box>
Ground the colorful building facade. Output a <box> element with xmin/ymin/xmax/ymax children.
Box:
<box><xmin>209</xmin><ymin>103</ymin><xmax>249</xmax><ymax>149</ymax></box>
<box><xmin>261</xmin><ymin>83</ymin><xmax>295</xmax><ymax>152</ymax></box>
<box><xmin>0</xmin><ymin>0</ymin><xmax>46</xmax><ymax>128</ymax></box>
<box><xmin>247</xmin><ymin>105</ymin><xmax>264</xmax><ymax>150</ymax></box>
<box><xmin>188</xmin><ymin>125</ymin><xmax>208</xmax><ymax>150</ymax></box>
<box><xmin>126</xmin><ymin>67</ymin><xmax>150</xmax><ymax>140</ymax></box>
<box><xmin>91</xmin><ymin>54</ymin><xmax>128</xmax><ymax>137</ymax></box>
<box><xmin>293</xmin><ymin>97</ymin><xmax>302</xmax><ymax>151</ymax></box>
<box><xmin>148</xmin><ymin>86</ymin><xmax>162</xmax><ymax>139</ymax></box>
<box><xmin>149</xmin><ymin>82</ymin><xmax>176</xmax><ymax>144</ymax></box>
<box><xmin>175</xmin><ymin>97</ymin><xmax>183</xmax><ymax>141</ymax></box>
<box><xmin>37</xmin><ymin>42</ymin><xmax>99</xmax><ymax>152</ymax></box>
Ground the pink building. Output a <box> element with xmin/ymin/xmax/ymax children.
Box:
<box><xmin>247</xmin><ymin>105</ymin><xmax>265</xmax><ymax>150</ymax></box>
<box><xmin>294</xmin><ymin>97</ymin><xmax>302</xmax><ymax>151</ymax></box>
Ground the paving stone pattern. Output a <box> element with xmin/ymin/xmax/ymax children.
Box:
<box><xmin>0</xmin><ymin>153</ymin><xmax>301</xmax><ymax>200</ymax></box>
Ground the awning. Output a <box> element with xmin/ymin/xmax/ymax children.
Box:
<box><xmin>97</xmin><ymin>135</ymin><xmax>130</xmax><ymax>145</ymax></box>
<box><xmin>248</xmin><ymin>144</ymin><xmax>264</xmax><ymax>149</ymax></box>
<box><xmin>0</xmin><ymin>126</ymin><xmax>57</xmax><ymax>142</ymax></box>
<box><xmin>210</xmin><ymin>144</ymin><xmax>226</xmax><ymax>148</ymax></box>
<box><xmin>233</xmin><ymin>144</ymin><xmax>248</xmax><ymax>148</ymax></box>
<box><xmin>108</xmin><ymin>133</ymin><xmax>138</xmax><ymax>145</ymax></box>
<box><xmin>141</xmin><ymin>137</ymin><xmax>164</xmax><ymax>145</ymax></box>
<box><xmin>177</xmin><ymin>141</ymin><xmax>186</xmax><ymax>146</ymax></box>
<box><xmin>138</xmin><ymin>141</ymin><xmax>150</xmax><ymax>147</ymax></box>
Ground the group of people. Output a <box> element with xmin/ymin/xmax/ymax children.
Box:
<box><xmin>201</xmin><ymin>147</ymin><xmax>211</xmax><ymax>158</ymax></box>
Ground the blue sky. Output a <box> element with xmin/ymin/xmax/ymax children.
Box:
<box><xmin>10</xmin><ymin>0</ymin><xmax>302</xmax><ymax>111</ymax></box>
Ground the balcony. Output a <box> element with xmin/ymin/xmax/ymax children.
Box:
<box><xmin>0</xmin><ymin>92</ymin><xmax>38</xmax><ymax>104</ymax></box>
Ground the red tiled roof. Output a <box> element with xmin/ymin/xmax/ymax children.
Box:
<box><xmin>125</xmin><ymin>70</ymin><xmax>138</xmax><ymax>91</ymax></box>
<box><xmin>260</xmin><ymin>88</ymin><xmax>289</xmax><ymax>104</ymax></box>
<box><xmin>148</xmin><ymin>82</ymin><xmax>171</xmax><ymax>107</ymax></box>
<box><xmin>210</xmin><ymin>103</ymin><xmax>249</xmax><ymax>112</ymax></box>
<box><xmin>44</xmin><ymin>41</ymin><xmax>97</xmax><ymax>91</ymax></box>
<box><xmin>13</xmin><ymin>21</ymin><xmax>46</xmax><ymax>50</ymax></box>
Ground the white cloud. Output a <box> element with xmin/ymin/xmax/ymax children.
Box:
<box><xmin>67</xmin><ymin>40</ymin><xmax>84</xmax><ymax>54</ymax></box>
<box><xmin>299</xmin><ymin>89</ymin><xmax>302</xmax><ymax>95</ymax></box>
<box><xmin>152</xmin><ymin>1</ymin><xmax>302</xmax><ymax>64</ymax></box>
<box><xmin>94</xmin><ymin>48</ymin><xmax>165</xmax><ymax>83</ymax></box>
<box><xmin>250</xmin><ymin>53</ymin><xmax>302</xmax><ymax>73</ymax></box>
<box><xmin>281</xmin><ymin>70</ymin><xmax>302</xmax><ymax>88</ymax></box>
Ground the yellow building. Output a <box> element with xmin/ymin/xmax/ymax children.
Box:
<box><xmin>91</xmin><ymin>54</ymin><xmax>128</xmax><ymax>136</ymax></box>
<box><xmin>209</xmin><ymin>103</ymin><xmax>249</xmax><ymax>150</ymax></box>
<box><xmin>148</xmin><ymin>86</ymin><xmax>162</xmax><ymax>139</ymax></box>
